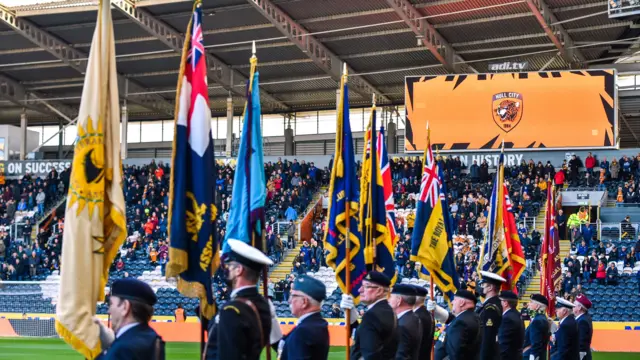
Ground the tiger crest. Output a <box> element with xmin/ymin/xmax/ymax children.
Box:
<box><xmin>492</xmin><ymin>92</ymin><xmax>523</xmax><ymax>133</ymax></box>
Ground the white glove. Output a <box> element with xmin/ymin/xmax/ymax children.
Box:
<box><xmin>93</xmin><ymin>317</ymin><xmax>114</xmax><ymax>348</ymax></box>
<box><xmin>529</xmin><ymin>355</ymin><xmax>536</xmax><ymax>360</ymax></box>
<box><xmin>340</xmin><ymin>294</ymin><xmax>358</xmax><ymax>324</ymax></box>
<box><xmin>268</xmin><ymin>299</ymin><xmax>283</xmax><ymax>344</ymax></box>
<box><xmin>426</xmin><ymin>299</ymin><xmax>449</xmax><ymax>323</ymax></box>
<box><xmin>580</xmin><ymin>352</ymin><xmax>586</xmax><ymax>360</ymax></box>
<box><xmin>549</xmin><ymin>319</ymin><xmax>559</xmax><ymax>333</ymax></box>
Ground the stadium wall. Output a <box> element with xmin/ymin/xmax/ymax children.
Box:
<box><xmin>0</xmin><ymin>315</ymin><xmax>639</xmax><ymax>351</ymax></box>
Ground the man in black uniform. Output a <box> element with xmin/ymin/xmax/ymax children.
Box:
<box><xmin>497</xmin><ymin>290</ymin><xmax>524</xmax><ymax>360</ymax></box>
<box><xmin>475</xmin><ymin>271</ymin><xmax>506</xmax><ymax>360</ymax></box>
<box><xmin>411</xmin><ymin>285</ymin><xmax>434</xmax><ymax>360</ymax></box>
<box><xmin>573</xmin><ymin>295</ymin><xmax>593</xmax><ymax>360</ymax></box>
<box><xmin>550</xmin><ymin>297</ymin><xmax>579</xmax><ymax>360</ymax></box>
<box><xmin>389</xmin><ymin>284</ymin><xmax>422</xmax><ymax>360</ymax></box>
<box><xmin>278</xmin><ymin>275</ymin><xmax>329</xmax><ymax>360</ymax></box>
<box><xmin>523</xmin><ymin>294</ymin><xmax>550</xmax><ymax>360</ymax></box>
<box><xmin>430</xmin><ymin>289</ymin><xmax>482</xmax><ymax>360</ymax></box>
<box><xmin>94</xmin><ymin>278</ymin><xmax>165</xmax><ymax>360</ymax></box>
<box><xmin>205</xmin><ymin>240</ymin><xmax>280</xmax><ymax>360</ymax></box>
<box><xmin>340</xmin><ymin>271</ymin><xmax>398</xmax><ymax>360</ymax></box>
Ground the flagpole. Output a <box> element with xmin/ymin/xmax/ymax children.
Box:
<box><xmin>342</xmin><ymin>63</ymin><xmax>352</xmax><ymax>360</ymax></box>
<box><xmin>370</xmin><ymin>93</ymin><xmax>377</xmax><ymax>270</ymax></box>
<box><xmin>427</xmin><ymin>121</ymin><xmax>435</xmax><ymax>360</ymax></box>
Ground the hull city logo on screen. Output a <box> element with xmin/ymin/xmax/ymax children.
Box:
<box><xmin>492</xmin><ymin>92</ymin><xmax>523</xmax><ymax>133</ymax></box>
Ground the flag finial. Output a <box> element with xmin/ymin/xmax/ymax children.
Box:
<box><xmin>252</xmin><ymin>41</ymin><xmax>256</xmax><ymax>56</ymax></box>
<box><xmin>372</xmin><ymin>93</ymin><xmax>376</xmax><ymax>107</ymax></box>
<box><xmin>343</xmin><ymin>63</ymin><xmax>347</xmax><ymax>76</ymax></box>
<box><xmin>501</xmin><ymin>139</ymin><xmax>505</xmax><ymax>151</ymax></box>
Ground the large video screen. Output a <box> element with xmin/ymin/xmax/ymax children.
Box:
<box><xmin>404</xmin><ymin>70</ymin><xmax>617</xmax><ymax>151</ymax></box>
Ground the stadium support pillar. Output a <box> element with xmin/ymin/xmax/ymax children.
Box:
<box><xmin>121</xmin><ymin>104</ymin><xmax>128</xmax><ymax>160</ymax></box>
<box><xmin>20</xmin><ymin>111</ymin><xmax>27</xmax><ymax>160</ymax></box>
<box><xmin>226</xmin><ymin>97</ymin><xmax>233</xmax><ymax>157</ymax></box>
<box><xmin>387</xmin><ymin>121</ymin><xmax>397</xmax><ymax>154</ymax></box>
<box><xmin>284</xmin><ymin>114</ymin><xmax>294</xmax><ymax>156</ymax></box>
<box><xmin>57</xmin><ymin>119</ymin><xmax>64</xmax><ymax>159</ymax></box>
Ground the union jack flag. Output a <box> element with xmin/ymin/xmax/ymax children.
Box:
<box><xmin>418</xmin><ymin>141</ymin><xmax>440</xmax><ymax>206</ymax></box>
<box><xmin>376</xmin><ymin>127</ymin><xmax>397</xmax><ymax>244</ymax></box>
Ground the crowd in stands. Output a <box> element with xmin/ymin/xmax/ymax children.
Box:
<box><xmin>3</xmin><ymin>151</ymin><xmax>640</xmax><ymax>319</ymax></box>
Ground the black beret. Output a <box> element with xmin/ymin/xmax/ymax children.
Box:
<box><xmin>530</xmin><ymin>294</ymin><xmax>549</xmax><ymax>307</ymax></box>
<box><xmin>412</xmin><ymin>285</ymin><xmax>429</xmax><ymax>297</ymax></box>
<box><xmin>455</xmin><ymin>289</ymin><xmax>477</xmax><ymax>303</ymax></box>
<box><xmin>499</xmin><ymin>290</ymin><xmax>518</xmax><ymax>301</ymax></box>
<box><xmin>111</xmin><ymin>278</ymin><xmax>157</xmax><ymax>306</ymax></box>
<box><xmin>293</xmin><ymin>275</ymin><xmax>326</xmax><ymax>303</ymax></box>
<box><xmin>391</xmin><ymin>284</ymin><xmax>417</xmax><ymax>296</ymax></box>
<box><xmin>363</xmin><ymin>271</ymin><xmax>391</xmax><ymax>288</ymax></box>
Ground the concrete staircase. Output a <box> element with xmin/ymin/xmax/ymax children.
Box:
<box><xmin>518</xmin><ymin>238</ymin><xmax>571</xmax><ymax>310</ymax></box>
<box><xmin>605</xmin><ymin>198</ymin><xmax>617</xmax><ymax>208</ymax></box>
<box><xmin>32</xmin><ymin>196</ymin><xmax>66</xmax><ymax>242</ymax></box>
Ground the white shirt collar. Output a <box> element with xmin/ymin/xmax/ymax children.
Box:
<box><xmin>116</xmin><ymin>323</ymin><xmax>139</xmax><ymax>338</ymax></box>
<box><xmin>456</xmin><ymin>309</ymin><xmax>472</xmax><ymax>317</ymax></box>
<box><xmin>413</xmin><ymin>305</ymin><xmax>424</xmax><ymax>312</ymax></box>
<box><xmin>397</xmin><ymin>309</ymin><xmax>411</xmax><ymax>319</ymax></box>
<box><xmin>231</xmin><ymin>285</ymin><xmax>255</xmax><ymax>299</ymax></box>
<box><xmin>367</xmin><ymin>298</ymin><xmax>386</xmax><ymax>311</ymax></box>
<box><xmin>559</xmin><ymin>315</ymin><xmax>569</xmax><ymax>325</ymax></box>
<box><xmin>297</xmin><ymin>311</ymin><xmax>320</xmax><ymax>325</ymax></box>
<box><xmin>576</xmin><ymin>313</ymin><xmax>583</xmax><ymax>320</ymax></box>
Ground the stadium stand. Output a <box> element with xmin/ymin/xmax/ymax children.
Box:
<box><xmin>2</xmin><ymin>153</ymin><xmax>640</xmax><ymax>320</ymax></box>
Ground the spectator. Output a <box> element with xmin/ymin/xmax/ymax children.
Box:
<box><xmin>606</xmin><ymin>262</ymin><xmax>618</xmax><ymax>285</ymax></box>
<box><xmin>577</xmin><ymin>240</ymin><xmax>588</xmax><ymax>256</ymax></box>
<box><xmin>331</xmin><ymin>304</ymin><xmax>342</xmax><ymax>318</ymax></box>
<box><xmin>287</xmin><ymin>220</ymin><xmax>296</xmax><ymax>249</ymax></box>
<box><xmin>596</xmin><ymin>260</ymin><xmax>606</xmax><ymax>284</ymax></box>
<box><xmin>610</xmin><ymin>158</ymin><xmax>620</xmax><ymax>180</ymax></box>
<box><xmin>36</xmin><ymin>188</ymin><xmax>46</xmax><ymax>215</ymax></box>
<box><xmin>585</xmin><ymin>152</ymin><xmax>596</xmax><ymax>175</ymax></box>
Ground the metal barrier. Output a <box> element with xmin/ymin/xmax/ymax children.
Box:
<box><xmin>519</xmin><ymin>216</ymin><xmax>536</xmax><ymax>232</ymax></box>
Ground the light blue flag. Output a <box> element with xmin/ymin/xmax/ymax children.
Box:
<box><xmin>223</xmin><ymin>58</ymin><xmax>266</xmax><ymax>253</ymax></box>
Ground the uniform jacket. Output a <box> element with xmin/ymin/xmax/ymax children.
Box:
<box><xmin>498</xmin><ymin>308</ymin><xmax>524</xmax><ymax>360</ymax></box>
<box><xmin>551</xmin><ymin>315</ymin><xmax>579</xmax><ymax>360</ymax></box>
<box><xmin>396</xmin><ymin>310</ymin><xmax>422</xmax><ymax>360</ymax></box>
<box><xmin>576</xmin><ymin>313</ymin><xmax>593</xmax><ymax>360</ymax></box>
<box><xmin>205</xmin><ymin>286</ymin><xmax>272</xmax><ymax>360</ymax></box>
<box><xmin>414</xmin><ymin>307</ymin><xmax>434</xmax><ymax>360</ymax></box>
<box><xmin>434</xmin><ymin>309</ymin><xmax>482</xmax><ymax>360</ymax></box>
<box><xmin>476</xmin><ymin>296</ymin><xmax>502</xmax><ymax>360</ymax></box>
<box><xmin>350</xmin><ymin>299</ymin><xmax>398</xmax><ymax>360</ymax></box>
<box><xmin>96</xmin><ymin>324</ymin><xmax>165</xmax><ymax>360</ymax></box>
<box><xmin>523</xmin><ymin>313</ymin><xmax>550</xmax><ymax>360</ymax></box>
<box><xmin>280</xmin><ymin>312</ymin><xmax>329</xmax><ymax>360</ymax></box>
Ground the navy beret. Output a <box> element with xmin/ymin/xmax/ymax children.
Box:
<box><xmin>292</xmin><ymin>275</ymin><xmax>326</xmax><ymax>302</ymax></box>
<box><xmin>111</xmin><ymin>278</ymin><xmax>157</xmax><ymax>306</ymax></box>
<box><xmin>363</xmin><ymin>271</ymin><xmax>391</xmax><ymax>288</ymax></box>
<box><xmin>412</xmin><ymin>285</ymin><xmax>429</xmax><ymax>297</ymax></box>
<box><xmin>454</xmin><ymin>289</ymin><xmax>477</xmax><ymax>303</ymax></box>
<box><xmin>499</xmin><ymin>290</ymin><xmax>518</xmax><ymax>301</ymax></box>
<box><xmin>391</xmin><ymin>284</ymin><xmax>417</xmax><ymax>296</ymax></box>
<box><xmin>530</xmin><ymin>294</ymin><xmax>549</xmax><ymax>307</ymax></box>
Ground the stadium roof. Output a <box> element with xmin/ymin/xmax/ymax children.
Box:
<box><xmin>1</xmin><ymin>0</ymin><xmax>640</xmax><ymax>145</ymax></box>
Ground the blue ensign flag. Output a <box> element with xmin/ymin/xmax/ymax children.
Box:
<box><xmin>166</xmin><ymin>1</ymin><xmax>218</xmax><ymax>320</ymax></box>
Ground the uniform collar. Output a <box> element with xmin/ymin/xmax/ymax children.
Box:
<box><xmin>116</xmin><ymin>322</ymin><xmax>139</xmax><ymax>338</ymax></box>
<box><xmin>576</xmin><ymin>313</ymin><xmax>584</xmax><ymax>320</ymax></box>
<box><xmin>367</xmin><ymin>298</ymin><xmax>386</xmax><ymax>311</ymax></box>
<box><xmin>297</xmin><ymin>311</ymin><xmax>320</xmax><ymax>325</ymax></box>
<box><xmin>397</xmin><ymin>309</ymin><xmax>411</xmax><ymax>320</ymax></box>
<box><xmin>231</xmin><ymin>285</ymin><xmax>256</xmax><ymax>299</ymax></box>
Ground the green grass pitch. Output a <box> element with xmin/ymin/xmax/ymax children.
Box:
<box><xmin>0</xmin><ymin>338</ymin><xmax>639</xmax><ymax>359</ymax></box>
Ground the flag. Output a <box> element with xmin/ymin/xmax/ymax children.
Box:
<box><xmin>325</xmin><ymin>71</ymin><xmax>367</xmax><ymax>303</ymax></box>
<box><xmin>479</xmin><ymin>152</ymin><xmax>525</xmax><ymax>292</ymax></box>
<box><xmin>55</xmin><ymin>0</ymin><xmax>127</xmax><ymax>357</ymax></box>
<box><xmin>166</xmin><ymin>1</ymin><xmax>218</xmax><ymax>320</ymax></box>
<box><xmin>222</xmin><ymin>48</ymin><xmax>266</xmax><ymax>253</ymax></box>
<box><xmin>377</xmin><ymin>126</ymin><xmax>398</xmax><ymax>246</ymax></box>
<box><xmin>359</xmin><ymin>106</ymin><xmax>396</xmax><ymax>285</ymax></box>
<box><xmin>541</xmin><ymin>184</ymin><xmax>561</xmax><ymax>316</ymax></box>
<box><xmin>502</xmin><ymin>185</ymin><xmax>526</xmax><ymax>293</ymax></box>
<box><xmin>410</xmin><ymin>131</ymin><xmax>459</xmax><ymax>306</ymax></box>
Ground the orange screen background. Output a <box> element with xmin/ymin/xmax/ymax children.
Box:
<box><xmin>404</xmin><ymin>70</ymin><xmax>616</xmax><ymax>151</ymax></box>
